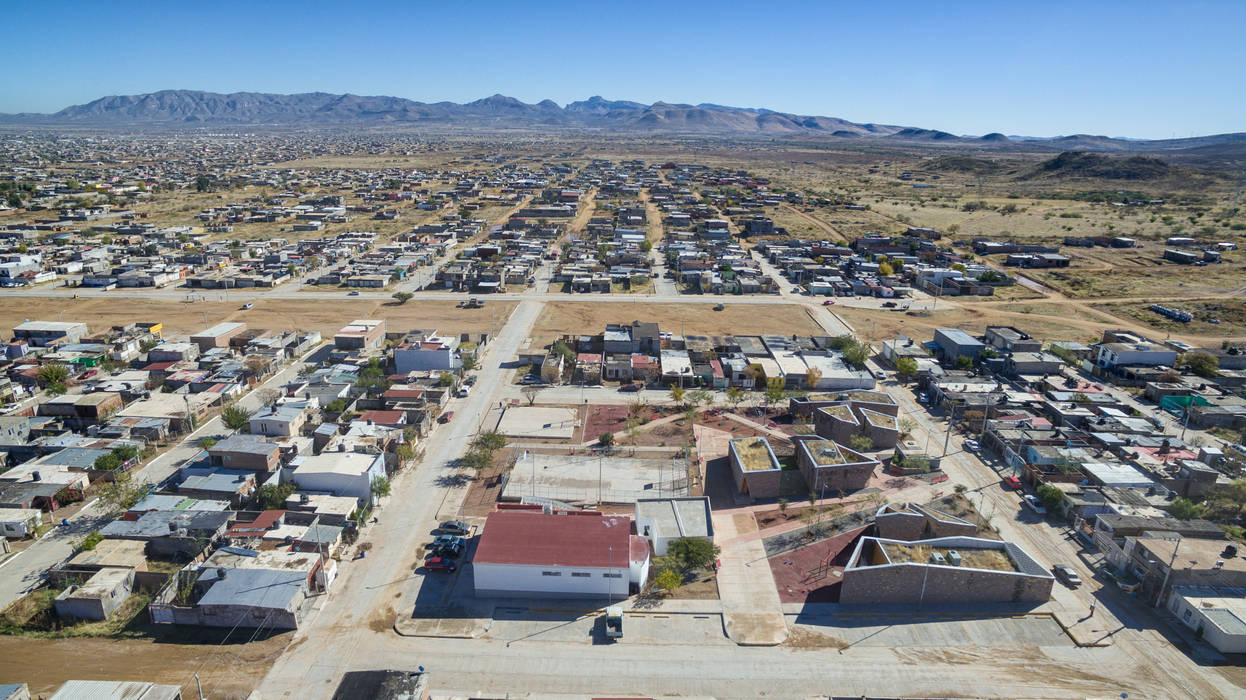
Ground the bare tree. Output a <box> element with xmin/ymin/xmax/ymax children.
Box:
<box><xmin>521</xmin><ymin>386</ymin><xmax>540</xmax><ymax>406</ymax></box>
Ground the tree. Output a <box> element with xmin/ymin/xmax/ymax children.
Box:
<box><xmin>1036</xmin><ymin>484</ymin><xmax>1066</xmax><ymax>510</ymax></box>
<box><xmin>221</xmin><ymin>405</ymin><xmax>253</xmax><ymax>432</ymax></box>
<box><xmin>93</xmin><ymin>452</ymin><xmax>123</xmax><ymax>471</ymax></box>
<box><xmin>521</xmin><ymin>386</ymin><xmax>540</xmax><ymax>406</ymax></box>
<box><xmin>639</xmin><ymin>239</ymin><xmax>653</xmax><ymax>253</ymax></box>
<box><xmin>256</xmin><ymin>482</ymin><xmax>296</xmax><ymax>510</ymax></box>
<box><xmin>849</xmin><ymin>434</ymin><xmax>874</xmax><ymax>452</ymax></box>
<box><xmin>392</xmin><ymin>291</ymin><xmax>414</xmax><ymax>304</ymax></box>
<box><xmin>667</xmin><ymin>537</ymin><xmax>721</xmax><ymax>572</ymax></box>
<box><xmin>471</xmin><ymin>431</ymin><xmax>507</xmax><ymax>452</ymax></box>
<box><xmin>953</xmin><ymin>355</ymin><xmax>974</xmax><ymax>371</ymax></box>
<box><xmin>840</xmin><ymin>338</ymin><xmax>869</xmax><ymax>369</ymax></box>
<box><xmin>805</xmin><ymin>367</ymin><xmax>822</xmax><ymax>389</ymax></box>
<box><xmin>96</xmin><ymin>474</ymin><xmax>147</xmax><ymax>515</ymax></box>
<box><xmin>599</xmin><ymin>431</ymin><xmax>615</xmax><ymax>447</ymax></box>
<box><xmin>669</xmin><ymin>385</ymin><xmax>686</xmax><ymax>406</ymax></box>
<box><xmin>878</xmin><ymin>261</ymin><xmax>894</xmax><ymax>276</ymax></box>
<box><xmin>778</xmin><ymin>498</ymin><xmax>789</xmax><ymax>516</ymax></box>
<box><xmin>1177</xmin><ymin>352</ymin><xmax>1219</xmax><ymax>379</ymax></box>
<box><xmin>37</xmin><ymin>363</ymin><xmax>70</xmax><ymax>387</ymax></box>
<box><xmin>654</xmin><ymin>568</ymin><xmax>683</xmax><ymax>593</ymax></box>
<box><xmin>1169</xmin><ymin>497</ymin><xmax>1206</xmax><ymax>520</ymax></box>
<box><xmin>371</xmin><ymin>476</ymin><xmax>391</xmax><ymax>499</ymax></box>
<box><xmin>139</xmin><ymin>338</ymin><xmax>160</xmax><ymax>354</ymax></box>
<box><xmin>196</xmin><ymin>436</ymin><xmax>218</xmax><ymax>450</ymax></box>
<box><xmin>895</xmin><ymin>357</ymin><xmax>918</xmax><ymax>383</ymax></box>
<box><xmin>687</xmin><ymin>389</ymin><xmax>712</xmax><ymax>408</ymax></box>
<box><xmin>438</xmin><ymin>373</ymin><xmax>456</xmax><ymax>387</ymax></box>
<box><xmin>764</xmin><ymin>384</ymin><xmax>785</xmax><ymax>411</ymax></box>
<box><xmin>461</xmin><ymin>355</ymin><xmax>478</xmax><ymax>372</ymax></box>
<box><xmin>460</xmin><ymin>449</ymin><xmax>492</xmax><ymax>471</ymax></box>
<box><xmin>725</xmin><ymin>386</ymin><xmax>746</xmax><ymax>412</ymax></box>
<box><xmin>195</xmin><ymin>175</ymin><xmax>212</xmax><ymax>192</ymax></box>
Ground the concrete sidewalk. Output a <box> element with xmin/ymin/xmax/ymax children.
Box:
<box><xmin>711</xmin><ymin>508</ymin><xmax>789</xmax><ymax>646</ymax></box>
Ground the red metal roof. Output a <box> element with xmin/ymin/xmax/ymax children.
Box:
<box><xmin>474</xmin><ymin>509</ymin><xmax>641</xmax><ymax>568</ymax></box>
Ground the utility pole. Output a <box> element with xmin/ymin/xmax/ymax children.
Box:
<box><xmin>1154</xmin><ymin>538</ymin><xmax>1182</xmax><ymax>608</ymax></box>
<box><xmin>942</xmin><ymin>400</ymin><xmax>958</xmax><ymax>457</ymax></box>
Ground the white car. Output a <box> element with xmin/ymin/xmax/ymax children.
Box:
<box><xmin>1022</xmin><ymin>494</ymin><xmax>1047</xmax><ymax>515</ymax></box>
<box><xmin>456</xmin><ymin>385</ymin><xmax>471</xmax><ymax>398</ymax></box>
<box><xmin>964</xmin><ymin>439</ymin><xmax>980</xmax><ymax>452</ymax></box>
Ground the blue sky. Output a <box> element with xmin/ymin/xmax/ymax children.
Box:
<box><xmin>3</xmin><ymin>1</ymin><xmax>1242</xmax><ymax>138</ymax></box>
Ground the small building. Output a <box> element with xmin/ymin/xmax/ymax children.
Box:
<box><xmin>333</xmin><ymin>319</ymin><xmax>386</xmax><ymax>350</ymax></box>
<box><xmin>795</xmin><ymin>439</ymin><xmax>879</xmax><ymax>493</ymax></box>
<box><xmin>53</xmin><ymin>566</ymin><xmax>134</xmax><ymax>621</ymax></box>
<box><xmin>933</xmin><ymin>328</ymin><xmax>985</xmax><ymax>363</ymax></box>
<box><xmin>634</xmin><ymin>497</ymin><xmax>713</xmax><ymax>556</ymax></box>
<box><xmin>190</xmin><ymin>322</ymin><xmax>246</xmax><ymax>351</ymax></box>
<box><xmin>208</xmin><ymin>434</ymin><xmax>280</xmax><ymax>473</ymax></box>
<box><xmin>473</xmin><ymin>507</ymin><xmax>650</xmax><ymax>599</ymax></box>
<box><xmin>1166</xmin><ymin>586</ymin><xmax>1246</xmax><ymax>654</ymax></box>
<box><xmin>874</xmin><ymin>502</ymin><xmax>977</xmax><ymax>541</ymax></box>
<box><xmin>727</xmin><ymin>437</ymin><xmax>783</xmax><ymax>498</ymax></box>
<box><xmin>48</xmin><ymin>681</ymin><xmax>182</xmax><ymax>700</ymax></box>
<box><xmin>290</xmin><ymin>447</ymin><xmax>386</xmax><ymax>505</ymax></box>
<box><xmin>840</xmin><ymin>535</ymin><xmax>1054</xmax><ymax>606</ymax></box>
<box><xmin>0</xmin><ymin>507</ymin><xmax>42</xmax><ymax>538</ymax></box>
<box><xmin>12</xmin><ymin>321</ymin><xmax>88</xmax><ymax>347</ymax></box>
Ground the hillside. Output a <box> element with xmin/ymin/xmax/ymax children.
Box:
<box><xmin>1025</xmin><ymin>151</ymin><xmax>1176</xmax><ymax>180</ymax></box>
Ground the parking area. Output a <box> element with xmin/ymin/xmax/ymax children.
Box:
<box><xmin>488</xmin><ymin>607</ymin><xmax>731</xmax><ymax>646</ymax></box>
<box><xmin>788</xmin><ymin>610</ymin><xmax>1070</xmax><ymax>648</ymax></box>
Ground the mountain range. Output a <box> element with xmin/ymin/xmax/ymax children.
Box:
<box><xmin>3</xmin><ymin>90</ymin><xmax>1244</xmax><ymax>153</ymax></box>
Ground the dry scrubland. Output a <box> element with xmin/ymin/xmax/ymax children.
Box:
<box><xmin>0</xmin><ymin>297</ymin><xmax>516</xmax><ymax>339</ymax></box>
<box><xmin>533</xmin><ymin>301</ymin><xmax>823</xmax><ymax>346</ymax></box>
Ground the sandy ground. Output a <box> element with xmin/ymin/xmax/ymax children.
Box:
<box><xmin>0</xmin><ymin>297</ymin><xmax>517</xmax><ymax>340</ymax></box>
<box><xmin>532</xmin><ymin>301</ymin><xmax>823</xmax><ymax>346</ymax></box>
<box><xmin>0</xmin><ymin>632</ymin><xmax>290</xmax><ymax>699</ymax></box>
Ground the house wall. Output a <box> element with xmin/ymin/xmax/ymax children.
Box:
<box><xmin>473</xmin><ymin>562</ymin><xmax>628</xmax><ymax>599</ymax></box>
<box><xmin>196</xmin><ymin>601</ymin><xmax>301</xmax><ymax>630</ymax></box>
<box><xmin>1167</xmin><ymin>592</ymin><xmax>1246</xmax><ymax>654</ymax></box>
<box><xmin>875</xmin><ymin>511</ymin><xmax>978</xmax><ymax>541</ymax></box>
<box><xmin>840</xmin><ymin>562</ymin><xmax>1053</xmax><ymax>605</ymax></box>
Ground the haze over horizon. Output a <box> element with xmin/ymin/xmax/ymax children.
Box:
<box><xmin>4</xmin><ymin>1</ymin><xmax>1244</xmax><ymax>140</ymax></box>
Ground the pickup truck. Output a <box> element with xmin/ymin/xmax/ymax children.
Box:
<box><xmin>604</xmin><ymin>606</ymin><xmax>623</xmax><ymax>639</ymax></box>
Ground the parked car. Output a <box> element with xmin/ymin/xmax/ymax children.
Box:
<box><xmin>713</xmin><ymin>303</ymin><xmax>724</xmax><ymax>311</ymax></box>
<box><xmin>874</xmin><ymin>370</ymin><xmax>886</xmax><ymax>380</ymax></box>
<box><xmin>1002</xmin><ymin>476</ymin><xmax>1022</xmax><ymax>490</ymax></box>
<box><xmin>435</xmin><ymin>520</ymin><xmax>470</xmax><ymax>536</ymax></box>
<box><xmin>1022</xmin><ymin>494</ymin><xmax>1047</xmax><ymax>515</ymax></box>
<box><xmin>822</xmin><ymin>300</ymin><xmax>836</xmax><ymax>306</ymax></box>
<box><xmin>881</xmin><ymin>301</ymin><xmax>897</xmax><ymax>308</ymax></box>
<box><xmin>456</xmin><ymin>385</ymin><xmax>470</xmax><ymax>398</ymax></box>
<box><xmin>1052</xmin><ymin>564</ymin><xmax>1082</xmax><ymax>587</ymax></box>
<box><xmin>348</xmin><ymin>290</ymin><xmax>360</xmax><ymax>296</ymax></box>
<box><xmin>438</xmin><ymin>411</ymin><xmax>454</xmax><ymax>424</ymax></box>
<box><xmin>465</xmin><ymin>375</ymin><xmax>478</xmax><ymax>386</ymax></box>
<box><xmin>423</xmin><ymin>556</ymin><xmax>457</xmax><ymax>573</ymax></box>
<box><xmin>429</xmin><ymin>535</ymin><xmax>466</xmax><ymax>557</ymax></box>
<box><xmin>964</xmin><ymin>439</ymin><xmax>980</xmax><ymax>452</ymax></box>
<box><xmin>241</xmin><ymin>302</ymin><xmax>254</xmax><ymax>310</ymax></box>
<box><xmin>619</xmin><ymin>383</ymin><xmax>641</xmax><ymax>392</ymax></box>
<box><xmin>917</xmin><ymin>392</ymin><xmax>928</xmax><ymax>404</ymax></box>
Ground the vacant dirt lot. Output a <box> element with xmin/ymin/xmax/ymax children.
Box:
<box><xmin>0</xmin><ymin>296</ymin><xmax>516</xmax><ymax>340</ymax></box>
<box><xmin>1094</xmin><ymin>299</ymin><xmax>1246</xmax><ymax>338</ymax></box>
<box><xmin>533</xmin><ymin>301</ymin><xmax>823</xmax><ymax>346</ymax></box>
<box><xmin>0</xmin><ymin>631</ymin><xmax>289</xmax><ymax>699</ymax></box>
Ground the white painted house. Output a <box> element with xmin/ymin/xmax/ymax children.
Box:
<box><xmin>473</xmin><ymin>507</ymin><xmax>650</xmax><ymax>599</ymax></box>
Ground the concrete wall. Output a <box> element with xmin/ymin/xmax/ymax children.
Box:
<box><xmin>840</xmin><ymin>560</ymin><xmax>1052</xmax><ymax>605</ymax></box>
<box><xmin>473</xmin><ymin>562</ymin><xmax>629</xmax><ymax>599</ymax></box>
<box><xmin>875</xmin><ymin>509</ymin><xmax>977</xmax><ymax>541</ymax></box>
<box><xmin>195</xmin><ymin>601</ymin><xmax>301</xmax><ymax>630</ymax></box>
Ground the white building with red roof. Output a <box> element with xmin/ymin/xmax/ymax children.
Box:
<box><xmin>472</xmin><ymin>505</ymin><xmax>650</xmax><ymax>599</ymax></box>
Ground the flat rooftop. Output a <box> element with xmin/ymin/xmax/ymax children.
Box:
<box><xmin>732</xmin><ymin>437</ymin><xmax>779</xmax><ymax>472</ymax></box>
<box><xmin>881</xmin><ymin>542</ymin><xmax>1018</xmax><ymax>572</ymax></box>
<box><xmin>635</xmin><ymin>497</ymin><xmax>712</xmax><ymax>539</ymax></box>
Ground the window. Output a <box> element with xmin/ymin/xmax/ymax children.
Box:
<box><xmin>603</xmin><ymin>573</ymin><xmax>623</xmax><ymax>579</ymax></box>
<box><xmin>541</xmin><ymin>571</ymin><xmax>561</xmax><ymax>577</ymax></box>
<box><xmin>571</xmin><ymin>572</ymin><xmax>590</xmax><ymax>578</ymax></box>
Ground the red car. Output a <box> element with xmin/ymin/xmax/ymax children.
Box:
<box><xmin>822</xmin><ymin>300</ymin><xmax>836</xmax><ymax>306</ymax></box>
<box><xmin>423</xmin><ymin>556</ymin><xmax>457</xmax><ymax>572</ymax></box>
<box><xmin>438</xmin><ymin>411</ymin><xmax>454</xmax><ymax>424</ymax></box>
<box><xmin>618</xmin><ymin>384</ymin><xmax>641</xmax><ymax>392</ymax></box>
<box><xmin>1002</xmin><ymin>476</ymin><xmax>1022</xmax><ymax>491</ymax></box>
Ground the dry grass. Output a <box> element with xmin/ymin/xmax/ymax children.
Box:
<box><xmin>733</xmin><ymin>437</ymin><xmax>777</xmax><ymax>472</ymax></box>
<box><xmin>883</xmin><ymin>543</ymin><xmax>1015</xmax><ymax>572</ymax></box>
<box><xmin>533</xmin><ymin>301</ymin><xmax>822</xmax><ymax>347</ymax></box>
<box><xmin>783</xmin><ymin>625</ymin><xmax>850</xmax><ymax>650</ymax></box>
<box><xmin>0</xmin><ymin>296</ymin><xmax>514</xmax><ymax>340</ymax></box>
<box><xmin>1092</xmin><ymin>299</ymin><xmax>1246</xmax><ymax>338</ymax></box>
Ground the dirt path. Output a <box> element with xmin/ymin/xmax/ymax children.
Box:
<box><xmin>780</xmin><ymin>204</ymin><xmax>847</xmax><ymax>244</ymax></box>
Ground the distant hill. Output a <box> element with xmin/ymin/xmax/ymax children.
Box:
<box><xmin>925</xmin><ymin>155</ymin><xmax>1003</xmax><ymax>174</ymax></box>
<box><xmin>1025</xmin><ymin>151</ymin><xmax>1176</xmax><ymax>180</ymax></box>
<box><xmin>1</xmin><ymin>90</ymin><xmax>1242</xmax><ymax>154</ymax></box>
